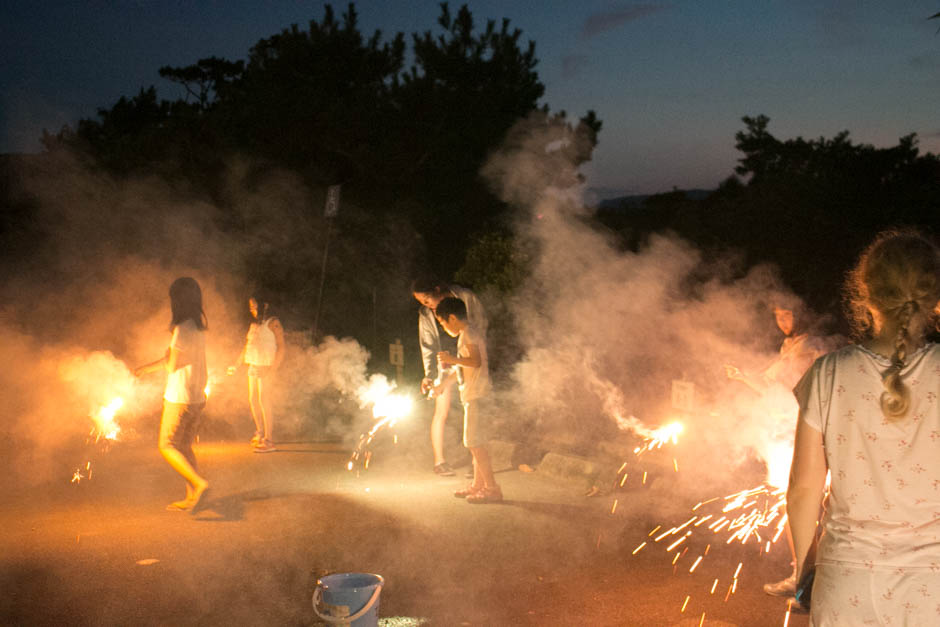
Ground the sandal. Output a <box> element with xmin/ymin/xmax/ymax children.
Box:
<box><xmin>433</xmin><ymin>462</ymin><xmax>456</xmax><ymax>477</ymax></box>
<box><xmin>254</xmin><ymin>439</ymin><xmax>276</xmax><ymax>453</ymax></box>
<box><xmin>454</xmin><ymin>484</ymin><xmax>482</xmax><ymax>498</ymax></box>
<box><xmin>467</xmin><ymin>485</ymin><xmax>503</xmax><ymax>504</ymax></box>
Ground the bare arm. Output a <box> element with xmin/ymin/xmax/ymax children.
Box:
<box><xmin>438</xmin><ymin>341</ymin><xmax>481</xmax><ymax>369</ymax></box>
<box><xmin>134</xmin><ymin>347</ymin><xmax>178</xmax><ymax>377</ymax></box>
<box><xmin>270</xmin><ymin>318</ymin><xmax>286</xmax><ymax>370</ymax></box>
<box><xmin>786</xmin><ymin>414</ymin><xmax>828</xmax><ymax>581</ymax></box>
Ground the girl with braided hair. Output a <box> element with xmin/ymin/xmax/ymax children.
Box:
<box><xmin>786</xmin><ymin>229</ymin><xmax>940</xmax><ymax>624</ymax></box>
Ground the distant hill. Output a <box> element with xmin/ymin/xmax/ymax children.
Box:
<box><xmin>591</xmin><ymin>188</ymin><xmax>713</xmax><ymax>210</ymax></box>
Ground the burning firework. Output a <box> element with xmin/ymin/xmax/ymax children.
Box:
<box><xmin>72</xmin><ymin>396</ymin><xmax>126</xmax><ymax>484</ymax></box>
<box><xmin>346</xmin><ymin>376</ymin><xmax>414</xmax><ymax>472</ymax></box>
<box><xmin>91</xmin><ymin>396</ymin><xmax>124</xmax><ymax>442</ymax></box>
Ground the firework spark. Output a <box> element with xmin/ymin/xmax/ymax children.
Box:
<box><xmin>346</xmin><ymin>376</ymin><xmax>414</xmax><ymax>472</ymax></box>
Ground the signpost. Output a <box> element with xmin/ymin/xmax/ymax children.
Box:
<box><xmin>389</xmin><ymin>338</ymin><xmax>404</xmax><ymax>383</ymax></box>
<box><xmin>312</xmin><ymin>185</ymin><xmax>341</xmax><ymax>342</ymax></box>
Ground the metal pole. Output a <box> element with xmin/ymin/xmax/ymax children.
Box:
<box><xmin>312</xmin><ymin>217</ymin><xmax>332</xmax><ymax>343</ymax></box>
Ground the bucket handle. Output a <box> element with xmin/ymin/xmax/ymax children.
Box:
<box><xmin>312</xmin><ymin>583</ymin><xmax>383</xmax><ymax>624</ymax></box>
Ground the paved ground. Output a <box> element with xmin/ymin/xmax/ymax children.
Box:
<box><xmin>1</xmin><ymin>425</ymin><xmax>808</xmax><ymax>626</ymax></box>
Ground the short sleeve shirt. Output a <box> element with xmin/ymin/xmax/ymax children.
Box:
<box><xmin>795</xmin><ymin>343</ymin><xmax>940</xmax><ymax>569</ymax></box>
<box><xmin>457</xmin><ymin>324</ymin><xmax>489</xmax><ymax>403</ymax></box>
<box><xmin>164</xmin><ymin>320</ymin><xmax>208</xmax><ymax>405</ymax></box>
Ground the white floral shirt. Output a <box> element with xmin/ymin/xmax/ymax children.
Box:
<box><xmin>796</xmin><ymin>343</ymin><xmax>940</xmax><ymax>570</ymax></box>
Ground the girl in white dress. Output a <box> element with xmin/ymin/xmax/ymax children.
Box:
<box><xmin>787</xmin><ymin>230</ymin><xmax>940</xmax><ymax>625</ymax></box>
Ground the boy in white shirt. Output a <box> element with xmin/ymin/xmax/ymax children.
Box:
<box><xmin>432</xmin><ymin>297</ymin><xmax>501</xmax><ymax>503</ymax></box>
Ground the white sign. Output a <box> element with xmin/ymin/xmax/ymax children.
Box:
<box><xmin>389</xmin><ymin>338</ymin><xmax>404</xmax><ymax>366</ymax></box>
<box><xmin>324</xmin><ymin>184</ymin><xmax>341</xmax><ymax>217</ymax></box>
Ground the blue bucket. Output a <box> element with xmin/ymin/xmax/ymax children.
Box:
<box><xmin>312</xmin><ymin>572</ymin><xmax>384</xmax><ymax>626</ymax></box>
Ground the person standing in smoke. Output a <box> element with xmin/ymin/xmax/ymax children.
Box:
<box><xmin>432</xmin><ymin>297</ymin><xmax>502</xmax><ymax>503</ymax></box>
<box><xmin>134</xmin><ymin>277</ymin><xmax>210</xmax><ymax>512</ymax></box>
<box><xmin>228</xmin><ymin>292</ymin><xmax>285</xmax><ymax>453</ymax></box>
<box><xmin>726</xmin><ymin>305</ymin><xmax>825</xmax><ymax>597</ymax></box>
<box><xmin>411</xmin><ymin>277</ymin><xmax>488</xmax><ymax>477</ymax></box>
<box><xmin>786</xmin><ymin>229</ymin><xmax>940</xmax><ymax>624</ymax></box>
<box><xmin>725</xmin><ymin>305</ymin><xmax>823</xmax><ymax>396</ymax></box>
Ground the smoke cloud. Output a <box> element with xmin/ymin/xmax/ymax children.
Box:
<box><xmin>0</xmin><ymin>151</ymin><xmax>407</xmax><ymax>488</ymax></box>
<box><xmin>481</xmin><ymin>114</ymin><xmax>840</xmax><ymax>509</ymax></box>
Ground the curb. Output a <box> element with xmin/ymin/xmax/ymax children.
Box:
<box><xmin>534</xmin><ymin>451</ymin><xmax>602</xmax><ymax>487</ymax></box>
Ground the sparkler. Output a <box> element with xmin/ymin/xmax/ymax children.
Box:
<box><xmin>610</xmin><ymin>402</ymin><xmax>804</xmax><ymax>622</ymax></box>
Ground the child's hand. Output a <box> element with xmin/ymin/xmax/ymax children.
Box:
<box><xmin>437</xmin><ymin>351</ymin><xmax>455</xmax><ymax>366</ymax></box>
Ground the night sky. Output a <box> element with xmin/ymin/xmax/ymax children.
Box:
<box><xmin>3</xmin><ymin>0</ymin><xmax>939</xmax><ymax>195</ymax></box>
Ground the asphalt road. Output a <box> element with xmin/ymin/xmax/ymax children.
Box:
<box><xmin>1</xmin><ymin>427</ymin><xmax>809</xmax><ymax>627</ymax></box>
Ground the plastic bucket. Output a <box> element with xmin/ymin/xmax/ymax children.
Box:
<box><xmin>312</xmin><ymin>572</ymin><xmax>384</xmax><ymax>626</ymax></box>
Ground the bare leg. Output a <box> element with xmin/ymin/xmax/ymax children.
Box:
<box><xmin>469</xmin><ymin>446</ymin><xmax>497</xmax><ymax>490</ymax></box>
<box><xmin>248</xmin><ymin>375</ymin><xmax>264</xmax><ymax>436</ymax></box>
<box><xmin>785</xmin><ymin>520</ymin><xmax>797</xmax><ymax>575</ymax></box>
<box><xmin>159</xmin><ymin>403</ymin><xmax>209</xmax><ymax>509</ymax></box>
<box><xmin>256</xmin><ymin>377</ymin><xmax>273</xmax><ymax>441</ymax></box>
<box><xmin>430</xmin><ymin>384</ymin><xmax>451</xmax><ymax>466</ymax></box>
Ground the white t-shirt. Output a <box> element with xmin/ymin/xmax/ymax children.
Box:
<box><xmin>163</xmin><ymin>319</ymin><xmax>208</xmax><ymax>405</ymax></box>
<box><xmin>244</xmin><ymin>319</ymin><xmax>277</xmax><ymax>366</ymax></box>
<box><xmin>457</xmin><ymin>324</ymin><xmax>489</xmax><ymax>403</ymax></box>
<box><xmin>796</xmin><ymin>343</ymin><xmax>940</xmax><ymax>569</ymax></box>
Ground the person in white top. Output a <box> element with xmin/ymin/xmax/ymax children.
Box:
<box><xmin>787</xmin><ymin>229</ymin><xmax>940</xmax><ymax>625</ymax></box>
<box><xmin>135</xmin><ymin>277</ymin><xmax>210</xmax><ymax>512</ymax></box>
<box><xmin>433</xmin><ymin>297</ymin><xmax>501</xmax><ymax>504</ymax></box>
<box><xmin>411</xmin><ymin>277</ymin><xmax>487</xmax><ymax>477</ymax></box>
<box><xmin>725</xmin><ymin>305</ymin><xmax>826</xmax><ymax>597</ymax></box>
<box><xmin>228</xmin><ymin>294</ymin><xmax>285</xmax><ymax>453</ymax></box>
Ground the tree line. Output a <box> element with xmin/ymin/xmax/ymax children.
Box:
<box><xmin>3</xmin><ymin>2</ymin><xmax>938</xmax><ymax>350</ymax></box>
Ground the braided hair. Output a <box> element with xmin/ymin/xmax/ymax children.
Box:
<box><xmin>843</xmin><ymin>229</ymin><xmax>940</xmax><ymax>420</ymax></box>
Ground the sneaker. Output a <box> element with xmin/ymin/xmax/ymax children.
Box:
<box><xmin>763</xmin><ymin>574</ymin><xmax>797</xmax><ymax>597</ymax></box>
<box><xmin>433</xmin><ymin>462</ymin><xmax>456</xmax><ymax>477</ymax></box>
<box><xmin>467</xmin><ymin>485</ymin><xmax>503</xmax><ymax>504</ymax></box>
<box><xmin>454</xmin><ymin>484</ymin><xmax>482</xmax><ymax>498</ymax></box>
<box><xmin>254</xmin><ymin>439</ymin><xmax>277</xmax><ymax>453</ymax></box>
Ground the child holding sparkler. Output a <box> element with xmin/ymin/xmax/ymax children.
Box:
<box><xmin>724</xmin><ymin>304</ymin><xmax>825</xmax><ymax>597</ymax></box>
<box><xmin>432</xmin><ymin>297</ymin><xmax>502</xmax><ymax>504</ymax></box>
<box><xmin>786</xmin><ymin>229</ymin><xmax>940</xmax><ymax>623</ymax></box>
<box><xmin>134</xmin><ymin>277</ymin><xmax>210</xmax><ymax>512</ymax></box>
<box><xmin>228</xmin><ymin>292</ymin><xmax>284</xmax><ymax>453</ymax></box>
<box><xmin>412</xmin><ymin>278</ymin><xmax>487</xmax><ymax>477</ymax></box>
